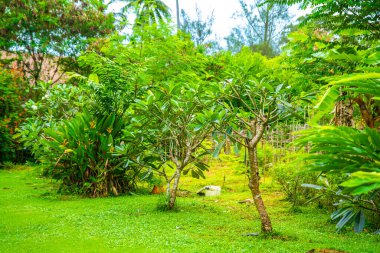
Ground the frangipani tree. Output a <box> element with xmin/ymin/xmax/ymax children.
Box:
<box><xmin>133</xmin><ymin>81</ymin><xmax>224</xmax><ymax>209</ymax></box>
<box><xmin>219</xmin><ymin>50</ymin><xmax>295</xmax><ymax>233</ymax></box>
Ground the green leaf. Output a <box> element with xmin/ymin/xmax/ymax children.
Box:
<box><xmin>314</xmin><ymin>42</ymin><xmax>327</xmax><ymax>50</ymax></box>
<box><xmin>275</xmin><ymin>83</ymin><xmax>284</xmax><ymax>94</ymax></box>
<box><xmin>311</xmin><ymin>52</ymin><xmax>328</xmax><ymax>59</ymax></box>
<box><xmin>339</xmin><ymin>29</ymin><xmax>370</xmax><ymax>36</ymax></box>
<box><xmin>363</xmin><ymin>51</ymin><xmax>380</xmax><ymax>65</ymax></box>
<box><xmin>336</xmin><ymin>209</ymin><xmax>356</xmax><ymax>232</ymax></box>
<box><xmin>194</xmin><ymin>162</ymin><xmax>209</xmax><ymax>172</ymax></box>
<box><xmin>191</xmin><ymin>170</ymin><xmax>200</xmax><ymax>179</ymax></box>
<box><xmin>213</xmin><ymin>139</ymin><xmax>226</xmax><ymax>158</ymax></box>
<box><xmin>331</xmin><ymin>207</ymin><xmax>351</xmax><ymax>220</ymax></box>
<box><xmin>89</xmin><ymin>73</ymin><xmax>99</xmax><ymax>84</ymax></box>
<box><xmin>330</xmin><ymin>73</ymin><xmax>380</xmax><ymax>86</ymax></box>
<box><xmin>354</xmin><ymin>210</ymin><xmax>365</xmax><ymax>233</ymax></box>
<box><xmin>195</xmin><ymin>169</ymin><xmax>206</xmax><ymax>179</ymax></box>
<box><xmin>288</xmin><ymin>31</ymin><xmax>309</xmax><ymax>42</ymax></box>
<box><xmin>341</xmin><ymin>172</ymin><xmax>380</xmax><ymax>195</ymax></box>
<box><xmin>309</xmin><ymin>87</ymin><xmax>340</xmax><ymax>126</ymax></box>
<box><xmin>193</xmin><ymin>124</ymin><xmax>204</xmax><ymax>132</ymax></box>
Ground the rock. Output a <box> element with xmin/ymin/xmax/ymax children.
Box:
<box><xmin>238</xmin><ymin>198</ymin><xmax>254</xmax><ymax>204</ymax></box>
<box><xmin>197</xmin><ymin>185</ymin><xmax>221</xmax><ymax>196</ymax></box>
<box><xmin>244</xmin><ymin>232</ymin><xmax>259</xmax><ymax>236</ymax></box>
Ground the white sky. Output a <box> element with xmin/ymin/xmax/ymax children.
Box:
<box><xmin>109</xmin><ymin>0</ymin><xmax>309</xmax><ymax>46</ymax></box>
<box><xmin>165</xmin><ymin>0</ymin><xmax>242</xmax><ymax>41</ymax></box>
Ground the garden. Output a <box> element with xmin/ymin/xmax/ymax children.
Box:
<box><xmin>0</xmin><ymin>0</ymin><xmax>379</xmax><ymax>252</ymax></box>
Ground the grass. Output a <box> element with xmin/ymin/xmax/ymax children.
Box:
<box><xmin>0</xmin><ymin>158</ymin><xmax>379</xmax><ymax>253</ymax></box>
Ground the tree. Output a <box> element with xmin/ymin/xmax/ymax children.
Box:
<box><xmin>112</xmin><ymin>26</ymin><xmax>224</xmax><ymax>207</ymax></box>
<box><xmin>133</xmin><ymin>81</ymin><xmax>222</xmax><ymax>209</ymax></box>
<box><xmin>272</xmin><ymin>0</ymin><xmax>380</xmax><ymax>232</ymax></box>
<box><xmin>268</xmin><ymin>0</ymin><xmax>380</xmax><ymax>40</ymax></box>
<box><xmin>219</xmin><ymin>49</ymin><xmax>295</xmax><ymax>233</ymax></box>
<box><xmin>308</xmin><ymin>47</ymin><xmax>380</xmax><ymax>129</ymax></box>
<box><xmin>117</xmin><ymin>0</ymin><xmax>171</xmax><ymax>28</ymax></box>
<box><xmin>225</xmin><ymin>0</ymin><xmax>291</xmax><ymax>56</ymax></box>
<box><xmin>271</xmin><ymin>0</ymin><xmax>380</xmax><ymax>127</ymax></box>
<box><xmin>180</xmin><ymin>5</ymin><xmax>215</xmax><ymax>47</ymax></box>
<box><xmin>0</xmin><ymin>0</ymin><xmax>115</xmax><ymax>85</ymax></box>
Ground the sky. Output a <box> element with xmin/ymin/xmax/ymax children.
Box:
<box><xmin>164</xmin><ymin>0</ymin><xmax>243</xmax><ymax>41</ymax></box>
<box><xmin>109</xmin><ymin>0</ymin><xmax>309</xmax><ymax>46</ymax></box>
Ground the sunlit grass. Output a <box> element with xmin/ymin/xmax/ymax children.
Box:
<box><xmin>0</xmin><ymin>161</ymin><xmax>379</xmax><ymax>253</ymax></box>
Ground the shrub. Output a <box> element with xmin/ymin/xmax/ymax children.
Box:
<box><xmin>40</xmin><ymin>110</ymin><xmax>141</xmax><ymax>196</ymax></box>
<box><xmin>272</xmin><ymin>155</ymin><xmax>319</xmax><ymax>208</ymax></box>
<box><xmin>0</xmin><ymin>66</ymin><xmax>28</xmax><ymax>163</ymax></box>
<box><xmin>15</xmin><ymin>82</ymin><xmax>86</xmax><ymax>162</ymax></box>
<box><xmin>294</xmin><ymin>126</ymin><xmax>380</xmax><ymax>232</ymax></box>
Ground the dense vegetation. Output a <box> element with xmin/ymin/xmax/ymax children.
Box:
<box><xmin>1</xmin><ymin>0</ymin><xmax>379</xmax><ymax>251</ymax></box>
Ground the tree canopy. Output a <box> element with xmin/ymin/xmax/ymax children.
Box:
<box><xmin>0</xmin><ymin>0</ymin><xmax>115</xmax><ymax>84</ymax></box>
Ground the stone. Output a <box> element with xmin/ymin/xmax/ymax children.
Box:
<box><xmin>197</xmin><ymin>185</ymin><xmax>221</xmax><ymax>196</ymax></box>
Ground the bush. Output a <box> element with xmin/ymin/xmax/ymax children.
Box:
<box><xmin>294</xmin><ymin>126</ymin><xmax>380</xmax><ymax>232</ymax></box>
<box><xmin>15</xmin><ymin>81</ymin><xmax>146</xmax><ymax>197</ymax></box>
<box><xmin>40</xmin><ymin>110</ymin><xmax>141</xmax><ymax>196</ymax></box>
<box><xmin>0</xmin><ymin>66</ymin><xmax>28</xmax><ymax>163</ymax></box>
<box><xmin>271</xmin><ymin>153</ymin><xmax>319</xmax><ymax>208</ymax></box>
<box><xmin>15</xmin><ymin>82</ymin><xmax>86</xmax><ymax>162</ymax></box>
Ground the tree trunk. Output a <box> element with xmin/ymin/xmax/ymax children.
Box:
<box><xmin>169</xmin><ymin>168</ymin><xmax>181</xmax><ymax>209</ymax></box>
<box><xmin>176</xmin><ymin>0</ymin><xmax>180</xmax><ymax>30</ymax></box>
<box><xmin>334</xmin><ymin>99</ymin><xmax>354</xmax><ymax>127</ymax></box>
<box><xmin>224</xmin><ymin>137</ymin><xmax>231</xmax><ymax>154</ymax></box>
<box><xmin>248</xmin><ymin>145</ymin><xmax>273</xmax><ymax>233</ymax></box>
<box><xmin>354</xmin><ymin>96</ymin><xmax>375</xmax><ymax>128</ymax></box>
<box><xmin>262</xmin><ymin>5</ymin><xmax>270</xmax><ymax>56</ymax></box>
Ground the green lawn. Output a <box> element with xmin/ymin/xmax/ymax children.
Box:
<box><xmin>0</xmin><ymin>162</ymin><xmax>379</xmax><ymax>253</ymax></box>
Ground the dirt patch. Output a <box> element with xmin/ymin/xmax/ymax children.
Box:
<box><xmin>307</xmin><ymin>249</ymin><xmax>347</xmax><ymax>253</ymax></box>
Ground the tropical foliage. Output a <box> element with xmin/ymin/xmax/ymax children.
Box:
<box><xmin>1</xmin><ymin>0</ymin><xmax>379</xmax><ymax>240</ymax></box>
<box><xmin>116</xmin><ymin>0</ymin><xmax>171</xmax><ymax>28</ymax></box>
<box><xmin>0</xmin><ymin>66</ymin><xmax>27</xmax><ymax>162</ymax></box>
<box><xmin>131</xmin><ymin>81</ymin><xmax>222</xmax><ymax>209</ymax></box>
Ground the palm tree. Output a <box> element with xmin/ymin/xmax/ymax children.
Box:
<box><xmin>119</xmin><ymin>0</ymin><xmax>171</xmax><ymax>28</ymax></box>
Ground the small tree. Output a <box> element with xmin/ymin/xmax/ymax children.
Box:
<box><xmin>220</xmin><ymin>50</ymin><xmax>295</xmax><ymax>233</ymax></box>
<box><xmin>268</xmin><ymin>0</ymin><xmax>380</xmax><ymax>40</ymax></box>
<box><xmin>134</xmin><ymin>81</ymin><xmax>223</xmax><ymax>209</ymax></box>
